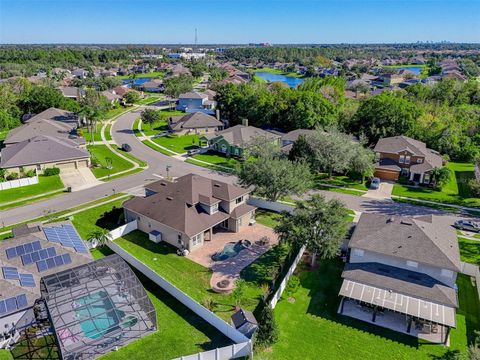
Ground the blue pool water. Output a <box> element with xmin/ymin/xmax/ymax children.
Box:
<box><xmin>211</xmin><ymin>242</ymin><xmax>246</xmax><ymax>261</ymax></box>
<box><xmin>394</xmin><ymin>66</ymin><xmax>423</xmax><ymax>74</ymax></box>
<box><xmin>75</xmin><ymin>291</ymin><xmax>125</xmax><ymax>339</ymax></box>
<box><xmin>122</xmin><ymin>77</ymin><xmax>153</xmax><ymax>86</ymax></box>
<box><xmin>255</xmin><ymin>71</ymin><xmax>304</xmax><ymax>88</ymax></box>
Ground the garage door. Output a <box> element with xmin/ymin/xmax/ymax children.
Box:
<box><xmin>77</xmin><ymin>160</ymin><xmax>88</xmax><ymax>168</ymax></box>
<box><xmin>56</xmin><ymin>162</ymin><xmax>76</xmax><ymax>170</ymax></box>
<box><xmin>374</xmin><ymin>169</ymin><xmax>399</xmax><ymax>181</ymax></box>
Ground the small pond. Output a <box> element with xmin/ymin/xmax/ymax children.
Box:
<box><xmin>255</xmin><ymin>71</ymin><xmax>304</xmax><ymax>87</ymax></box>
<box><xmin>122</xmin><ymin>77</ymin><xmax>154</xmax><ymax>86</ymax></box>
<box><xmin>393</xmin><ymin>66</ymin><xmax>423</xmax><ymax>75</ymax></box>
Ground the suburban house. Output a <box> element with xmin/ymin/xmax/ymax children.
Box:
<box><xmin>171</xmin><ymin>63</ymin><xmax>192</xmax><ymax>76</ymax></box>
<box><xmin>57</xmin><ymin>86</ymin><xmax>85</xmax><ymax>101</ymax></box>
<box><xmin>71</xmin><ymin>69</ymin><xmax>88</xmax><ymax>78</ymax></box>
<box><xmin>380</xmin><ymin>73</ymin><xmax>405</xmax><ymax>86</ymax></box>
<box><xmin>123</xmin><ymin>174</ymin><xmax>256</xmax><ymax>252</ymax></box>
<box><xmin>373</xmin><ymin>136</ymin><xmax>445</xmax><ymax>184</ymax></box>
<box><xmin>339</xmin><ymin>213</ymin><xmax>461</xmax><ymax>344</ymax></box>
<box><xmin>168</xmin><ymin>112</ymin><xmax>223</xmax><ymax>135</ymax></box>
<box><xmin>1</xmin><ymin>108</ymin><xmax>90</xmax><ymax>173</ymax></box>
<box><xmin>280</xmin><ymin>129</ymin><xmax>315</xmax><ymax>153</ymax></box>
<box><xmin>100</xmin><ymin>90</ymin><xmax>122</xmax><ymax>106</ymax></box>
<box><xmin>200</xmin><ymin>123</ymin><xmax>282</xmax><ymax>157</ymax></box>
<box><xmin>176</xmin><ymin>91</ymin><xmax>216</xmax><ymax>114</ymax></box>
<box><xmin>140</xmin><ymin>79</ymin><xmax>164</xmax><ymax>93</ymax></box>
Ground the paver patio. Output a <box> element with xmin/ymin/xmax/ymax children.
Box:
<box><xmin>187</xmin><ymin>224</ymin><xmax>279</xmax><ymax>292</ymax></box>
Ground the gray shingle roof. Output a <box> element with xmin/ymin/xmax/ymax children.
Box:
<box><xmin>374</xmin><ymin>158</ymin><xmax>401</xmax><ymax>171</ymax></box>
<box><xmin>0</xmin><ymin>135</ymin><xmax>90</xmax><ymax>168</ymax></box>
<box><xmin>169</xmin><ymin>112</ymin><xmax>222</xmax><ymax>131</ymax></box>
<box><xmin>125</xmin><ymin>174</ymin><xmax>251</xmax><ymax>237</ymax></box>
<box><xmin>179</xmin><ymin>91</ymin><xmax>207</xmax><ymax>99</ymax></box>
<box><xmin>342</xmin><ymin>262</ymin><xmax>458</xmax><ymax>307</ymax></box>
<box><xmin>349</xmin><ymin>213</ymin><xmax>461</xmax><ymax>271</ymax></box>
<box><xmin>281</xmin><ymin>129</ymin><xmax>315</xmax><ymax>142</ymax></box>
<box><xmin>212</xmin><ymin>125</ymin><xmax>281</xmax><ymax>147</ymax></box>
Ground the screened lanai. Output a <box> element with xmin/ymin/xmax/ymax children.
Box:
<box><xmin>40</xmin><ymin>254</ymin><xmax>156</xmax><ymax>360</ymax></box>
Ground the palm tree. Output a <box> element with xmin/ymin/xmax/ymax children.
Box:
<box><xmin>87</xmin><ymin>229</ymin><xmax>112</xmax><ymax>248</ymax></box>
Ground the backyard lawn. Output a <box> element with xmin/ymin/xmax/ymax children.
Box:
<box><xmin>392</xmin><ymin>162</ymin><xmax>480</xmax><ymax>208</ymax></box>
<box><xmin>458</xmin><ymin>237</ymin><xmax>480</xmax><ymax>265</ymax></box>
<box><xmin>0</xmin><ymin>175</ymin><xmax>64</xmax><ymax>206</ymax></box>
<box><xmin>190</xmin><ymin>151</ymin><xmax>240</xmax><ymax>170</ymax></box>
<box><xmin>87</xmin><ymin>145</ymin><xmax>134</xmax><ymax>178</ymax></box>
<box><xmin>255</xmin><ymin>209</ymin><xmax>283</xmax><ymax>229</ymax></box>
<box><xmin>114</xmin><ymin>230</ymin><xmax>290</xmax><ymax>321</ymax></box>
<box><xmin>257</xmin><ymin>259</ymin><xmax>480</xmax><ymax>360</ymax></box>
<box><xmin>152</xmin><ymin>134</ymin><xmax>201</xmax><ymax>154</ymax></box>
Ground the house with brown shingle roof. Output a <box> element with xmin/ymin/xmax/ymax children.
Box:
<box><xmin>168</xmin><ymin>112</ymin><xmax>223</xmax><ymax>135</ymax></box>
<box><xmin>373</xmin><ymin>135</ymin><xmax>444</xmax><ymax>184</ymax></box>
<box><xmin>123</xmin><ymin>174</ymin><xmax>256</xmax><ymax>252</ymax></box>
<box><xmin>339</xmin><ymin>213</ymin><xmax>461</xmax><ymax>344</ymax></box>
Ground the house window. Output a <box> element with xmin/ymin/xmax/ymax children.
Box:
<box><xmin>406</xmin><ymin>260</ymin><xmax>418</xmax><ymax>268</ymax></box>
<box><xmin>234</xmin><ymin>148</ymin><xmax>239</xmax><ymax>156</ymax></box>
<box><xmin>353</xmin><ymin>249</ymin><xmax>364</xmax><ymax>257</ymax></box>
<box><xmin>399</xmin><ymin>155</ymin><xmax>405</xmax><ymax>164</ymax></box>
<box><xmin>237</xmin><ymin>218</ymin><xmax>243</xmax><ymax>227</ymax></box>
<box><xmin>221</xmin><ymin>144</ymin><xmax>227</xmax><ymax>153</ymax></box>
<box><xmin>424</xmin><ymin>174</ymin><xmax>430</xmax><ymax>184</ymax></box>
<box><xmin>177</xmin><ymin>233</ymin><xmax>183</xmax><ymax>244</ymax></box>
<box><xmin>417</xmin><ymin>158</ymin><xmax>423</xmax><ymax>163</ymax></box>
<box><xmin>236</xmin><ymin>196</ymin><xmax>243</xmax><ymax>204</ymax></box>
<box><xmin>192</xmin><ymin>234</ymin><xmax>202</xmax><ymax>246</ymax></box>
<box><xmin>405</xmin><ymin>156</ymin><xmax>411</xmax><ymax>165</ymax></box>
<box><xmin>36</xmin><ymin>164</ymin><xmax>42</xmax><ymax>171</ymax></box>
<box><xmin>441</xmin><ymin>269</ymin><xmax>454</xmax><ymax>278</ymax></box>
<box><xmin>211</xmin><ymin>203</ymin><xmax>219</xmax><ymax>214</ymax></box>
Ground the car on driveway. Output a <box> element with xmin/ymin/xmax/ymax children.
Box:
<box><xmin>187</xmin><ymin>149</ymin><xmax>201</xmax><ymax>156</ymax></box>
<box><xmin>152</xmin><ymin>131</ymin><xmax>170</xmax><ymax>138</ymax></box>
<box><xmin>122</xmin><ymin>143</ymin><xmax>132</xmax><ymax>152</ymax></box>
<box><xmin>370</xmin><ymin>177</ymin><xmax>381</xmax><ymax>189</ymax></box>
<box><xmin>453</xmin><ymin>219</ymin><xmax>480</xmax><ymax>233</ymax></box>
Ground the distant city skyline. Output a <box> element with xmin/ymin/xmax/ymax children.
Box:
<box><xmin>1</xmin><ymin>0</ymin><xmax>479</xmax><ymax>44</ymax></box>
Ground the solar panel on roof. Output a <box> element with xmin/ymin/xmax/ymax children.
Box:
<box><xmin>5</xmin><ymin>297</ymin><xmax>17</xmax><ymax>312</ymax></box>
<box><xmin>46</xmin><ymin>258</ymin><xmax>56</xmax><ymax>269</ymax></box>
<box><xmin>3</xmin><ymin>267</ymin><xmax>19</xmax><ymax>280</ymax></box>
<box><xmin>47</xmin><ymin>247</ymin><xmax>56</xmax><ymax>257</ymax></box>
<box><xmin>21</xmin><ymin>253</ymin><xmax>33</xmax><ymax>266</ymax></box>
<box><xmin>15</xmin><ymin>245</ymin><xmax>26</xmax><ymax>257</ymax></box>
<box><xmin>19</xmin><ymin>274</ymin><xmax>35</xmax><ymax>287</ymax></box>
<box><xmin>0</xmin><ymin>301</ymin><xmax>5</xmax><ymax>314</ymax></box>
<box><xmin>5</xmin><ymin>247</ymin><xmax>16</xmax><ymax>259</ymax></box>
<box><xmin>62</xmin><ymin>253</ymin><xmax>72</xmax><ymax>264</ymax></box>
<box><xmin>31</xmin><ymin>251</ymin><xmax>40</xmax><ymax>262</ymax></box>
<box><xmin>32</xmin><ymin>241</ymin><xmax>42</xmax><ymax>251</ymax></box>
<box><xmin>16</xmin><ymin>294</ymin><xmax>28</xmax><ymax>308</ymax></box>
<box><xmin>53</xmin><ymin>255</ymin><xmax>64</xmax><ymax>267</ymax></box>
<box><xmin>24</xmin><ymin>243</ymin><xmax>33</xmax><ymax>253</ymax></box>
<box><xmin>39</xmin><ymin>249</ymin><xmax>49</xmax><ymax>260</ymax></box>
<box><xmin>36</xmin><ymin>260</ymin><xmax>48</xmax><ymax>272</ymax></box>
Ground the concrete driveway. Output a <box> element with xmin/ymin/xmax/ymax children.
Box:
<box><xmin>60</xmin><ymin>168</ymin><xmax>102</xmax><ymax>191</ymax></box>
<box><xmin>362</xmin><ymin>181</ymin><xmax>394</xmax><ymax>200</ymax></box>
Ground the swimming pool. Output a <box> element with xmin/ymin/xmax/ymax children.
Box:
<box><xmin>211</xmin><ymin>240</ymin><xmax>252</xmax><ymax>261</ymax></box>
<box><xmin>75</xmin><ymin>291</ymin><xmax>125</xmax><ymax>340</ymax></box>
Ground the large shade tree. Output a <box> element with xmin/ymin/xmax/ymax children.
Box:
<box><xmin>275</xmin><ymin>194</ymin><xmax>350</xmax><ymax>266</ymax></box>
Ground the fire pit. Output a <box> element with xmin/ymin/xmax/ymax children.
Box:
<box><xmin>217</xmin><ymin>280</ymin><xmax>230</xmax><ymax>289</ymax></box>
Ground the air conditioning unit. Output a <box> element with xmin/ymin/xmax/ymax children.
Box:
<box><xmin>149</xmin><ymin>230</ymin><xmax>162</xmax><ymax>243</ymax></box>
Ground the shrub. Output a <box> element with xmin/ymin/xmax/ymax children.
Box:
<box><xmin>255</xmin><ymin>301</ymin><xmax>279</xmax><ymax>347</ymax></box>
<box><xmin>25</xmin><ymin>170</ymin><xmax>36</xmax><ymax>177</ymax></box>
<box><xmin>470</xmin><ymin>179</ymin><xmax>480</xmax><ymax>197</ymax></box>
<box><xmin>284</xmin><ymin>275</ymin><xmax>300</xmax><ymax>297</ymax></box>
<box><xmin>6</xmin><ymin>172</ymin><xmax>18</xmax><ymax>180</ymax></box>
<box><xmin>44</xmin><ymin>167</ymin><xmax>60</xmax><ymax>176</ymax></box>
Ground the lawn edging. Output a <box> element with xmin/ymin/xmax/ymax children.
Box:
<box><xmin>392</xmin><ymin>194</ymin><xmax>480</xmax><ymax>214</ymax></box>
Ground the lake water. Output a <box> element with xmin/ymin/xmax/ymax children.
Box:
<box><xmin>395</xmin><ymin>66</ymin><xmax>423</xmax><ymax>75</ymax></box>
<box><xmin>255</xmin><ymin>71</ymin><xmax>304</xmax><ymax>87</ymax></box>
<box><xmin>122</xmin><ymin>77</ymin><xmax>153</xmax><ymax>86</ymax></box>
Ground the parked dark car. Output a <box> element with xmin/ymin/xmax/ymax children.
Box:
<box><xmin>122</xmin><ymin>143</ymin><xmax>132</xmax><ymax>152</ymax></box>
<box><xmin>454</xmin><ymin>220</ymin><xmax>480</xmax><ymax>233</ymax></box>
<box><xmin>370</xmin><ymin>177</ymin><xmax>381</xmax><ymax>189</ymax></box>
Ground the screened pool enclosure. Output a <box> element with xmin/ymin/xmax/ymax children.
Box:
<box><xmin>40</xmin><ymin>254</ymin><xmax>156</xmax><ymax>359</ymax></box>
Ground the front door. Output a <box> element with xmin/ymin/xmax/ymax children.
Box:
<box><xmin>413</xmin><ymin>173</ymin><xmax>421</xmax><ymax>182</ymax></box>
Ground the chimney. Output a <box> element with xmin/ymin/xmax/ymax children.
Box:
<box><xmin>242</xmin><ymin>118</ymin><xmax>248</xmax><ymax>127</ymax></box>
<box><xmin>215</xmin><ymin>109</ymin><xmax>220</xmax><ymax>121</ymax></box>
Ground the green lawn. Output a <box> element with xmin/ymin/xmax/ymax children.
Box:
<box><xmin>191</xmin><ymin>151</ymin><xmax>239</xmax><ymax>170</ymax></box>
<box><xmin>254</xmin><ymin>67</ymin><xmax>303</xmax><ymax>78</ymax></box>
<box><xmin>135</xmin><ymin>96</ymin><xmax>163</xmax><ymax>105</ymax></box>
<box><xmin>106</xmin><ymin>106</ymin><xmax>129</xmax><ymax>120</ymax></box>
<box><xmin>392</xmin><ymin>162</ymin><xmax>480</xmax><ymax>208</ymax></box>
<box><xmin>315</xmin><ymin>184</ymin><xmax>365</xmax><ymax>196</ymax></box>
<box><xmin>115</xmin><ymin>231</ymin><xmax>290</xmax><ymax>321</ymax></box>
<box><xmin>314</xmin><ymin>174</ymin><xmax>369</xmax><ymax>191</ymax></box>
<box><xmin>458</xmin><ymin>237</ymin><xmax>480</xmax><ymax>265</ymax></box>
<box><xmin>104</xmin><ymin>123</ymin><xmax>112</xmax><ymax>141</ymax></box>
<box><xmin>115</xmin><ymin>146</ymin><xmax>147</xmax><ymax>167</ymax></box>
<box><xmin>140</xmin><ymin>119</ymin><xmax>169</xmax><ymax>136</ymax></box>
<box><xmin>256</xmin><ymin>209</ymin><xmax>283</xmax><ymax>228</ymax></box>
<box><xmin>79</xmin><ymin>126</ymin><xmax>103</xmax><ymax>142</ymax></box>
<box><xmin>0</xmin><ymin>350</ymin><xmax>12</xmax><ymax>360</ymax></box>
<box><xmin>142</xmin><ymin>140</ymin><xmax>175</xmax><ymax>155</ymax></box>
<box><xmin>152</xmin><ymin>134</ymin><xmax>201</xmax><ymax>154</ymax></box>
<box><xmin>0</xmin><ymin>175</ymin><xmax>64</xmax><ymax>205</ymax></box>
<box><xmin>87</xmin><ymin>145</ymin><xmax>135</xmax><ymax>178</ymax></box>
<box><xmin>258</xmin><ymin>259</ymin><xmax>480</xmax><ymax>360</ymax></box>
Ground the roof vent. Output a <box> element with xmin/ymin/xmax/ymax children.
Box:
<box><xmin>213</xmin><ymin>184</ymin><xmax>220</xmax><ymax>188</ymax></box>
<box><xmin>160</xmin><ymin>182</ymin><xmax>167</xmax><ymax>186</ymax></box>
<box><xmin>166</xmin><ymin>196</ymin><xmax>173</xmax><ymax>201</ymax></box>
<box><xmin>400</xmin><ymin>220</ymin><xmax>412</xmax><ymax>226</ymax></box>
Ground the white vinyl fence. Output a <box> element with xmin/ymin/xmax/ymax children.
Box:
<box><xmin>0</xmin><ymin>176</ymin><xmax>38</xmax><ymax>191</ymax></box>
<box><xmin>248</xmin><ymin>197</ymin><xmax>294</xmax><ymax>214</ymax></box>
<box><xmin>460</xmin><ymin>261</ymin><xmax>480</xmax><ymax>300</ymax></box>
<box><xmin>108</xmin><ymin>220</ymin><xmax>138</xmax><ymax>240</ymax></box>
<box><xmin>173</xmin><ymin>341</ymin><xmax>252</xmax><ymax>360</ymax></box>
<box><xmin>107</xmin><ymin>241</ymin><xmax>250</xmax><ymax>345</ymax></box>
<box><xmin>270</xmin><ymin>245</ymin><xmax>306</xmax><ymax>309</ymax></box>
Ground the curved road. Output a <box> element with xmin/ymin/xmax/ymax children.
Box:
<box><xmin>1</xmin><ymin>107</ymin><xmax>478</xmax><ymax>227</ymax></box>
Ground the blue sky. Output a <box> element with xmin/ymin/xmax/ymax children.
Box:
<box><xmin>1</xmin><ymin>0</ymin><xmax>479</xmax><ymax>44</ymax></box>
